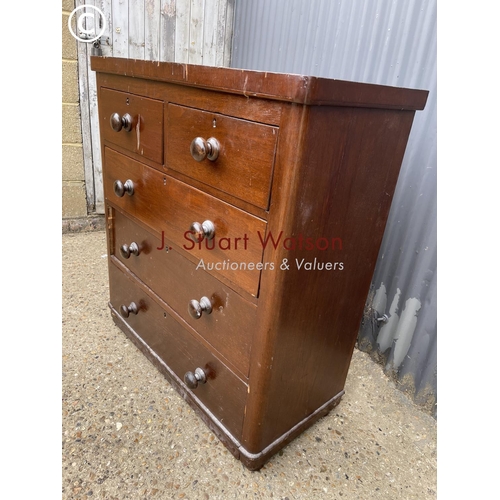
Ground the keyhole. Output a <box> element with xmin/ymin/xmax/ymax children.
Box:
<box><xmin>126</xmin><ymin>98</ymin><xmax>130</xmax><ymax>105</ymax></box>
<box><xmin>212</xmin><ymin>118</ymin><xmax>216</xmax><ymax>128</ymax></box>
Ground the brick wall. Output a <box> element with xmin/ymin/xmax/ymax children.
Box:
<box><xmin>62</xmin><ymin>0</ymin><xmax>87</xmax><ymax>218</ymax></box>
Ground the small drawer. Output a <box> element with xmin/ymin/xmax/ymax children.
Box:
<box><xmin>104</xmin><ymin>148</ymin><xmax>266</xmax><ymax>297</ymax></box>
<box><xmin>109</xmin><ymin>262</ymin><xmax>247</xmax><ymax>440</ymax></box>
<box><xmin>111</xmin><ymin>209</ymin><xmax>256</xmax><ymax>377</ymax></box>
<box><xmin>99</xmin><ymin>88</ymin><xmax>163</xmax><ymax>164</ymax></box>
<box><xmin>166</xmin><ymin>104</ymin><xmax>278</xmax><ymax>210</ymax></box>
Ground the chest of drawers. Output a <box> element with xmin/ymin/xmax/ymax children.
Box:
<box><xmin>91</xmin><ymin>56</ymin><xmax>427</xmax><ymax>470</ymax></box>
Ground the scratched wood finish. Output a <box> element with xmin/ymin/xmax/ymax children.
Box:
<box><xmin>99</xmin><ymin>89</ymin><xmax>164</xmax><ymax>164</ymax></box>
<box><xmin>104</xmin><ymin>148</ymin><xmax>267</xmax><ymax>297</ymax></box>
<box><xmin>97</xmin><ymin>73</ymin><xmax>284</xmax><ymax>126</ymax></box>
<box><xmin>166</xmin><ymin>104</ymin><xmax>278</xmax><ymax>210</ymax></box>
<box><xmin>111</xmin><ymin>208</ymin><xmax>256</xmax><ymax>378</ymax></box>
<box><xmin>77</xmin><ymin>0</ymin><xmax>235</xmax><ymax>213</ymax></box>
<box><xmin>93</xmin><ymin>57</ymin><xmax>428</xmax><ymax>469</ymax></box>
<box><xmin>108</xmin><ymin>261</ymin><xmax>247</xmax><ymax>439</ymax></box>
<box><xmin>91</xmin><ymin>56</ymin><xmax>428</xmax><ymax>109</ymax></box>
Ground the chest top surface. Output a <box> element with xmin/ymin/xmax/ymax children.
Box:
<box><xmin>91</xmin><ymin>56</ymin><xmax>428</xmax><ymax>110</ymax></box>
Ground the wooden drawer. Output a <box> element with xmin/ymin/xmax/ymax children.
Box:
<box><xmin>108</xmin><ymin>262</ymin><xmax>247</xmax><ymax>439</ymax></box>
<box><xmin>99</xmin><ymin>88</ymin><xmax>163</xmax><ymax>164</ymax></box>
<box><xmin>104</xmin><ymin>147</ymin><xmax>266</xmax><ymax>297</ymax></box>
<box><xmin>166</xmin><ymin>104</ymin><xmax>278</xmax><ymax>210</ymax></box>
<box><xmin>110</xmin><ymin>208</ymin><xmax>256</xmax><ymax>378</ymax></box>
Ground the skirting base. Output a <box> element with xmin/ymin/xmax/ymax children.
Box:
<box><xmin>110</xmin><ymin>304</ymin><xmax>344</xmax><ymax>470</ymax></box>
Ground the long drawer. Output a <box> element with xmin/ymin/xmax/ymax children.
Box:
<box><xmin>104</xmin><ymin>147</ymin><xmax>266</xmax><ymax>297</ymax></box>
<box><xmin>110</xmin><ymin>208</ymin><xmax>255</xmax><ymax>378</ymax></box>
<box><xmin>108</xmin><ymin>261</ymin><xmax>248</xmax><ymax>439</ymax></box>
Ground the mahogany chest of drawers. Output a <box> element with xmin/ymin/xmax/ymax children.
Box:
<box><xmin>91</xmin><ymin>56</ymin><xmax>427</xmax><ymax>470</ymax></box>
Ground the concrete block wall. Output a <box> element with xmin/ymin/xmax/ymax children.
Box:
<box><xmin>62</xmin><ymin>0</ymin><xmax>87</xmax><ymax>218</ymax></box>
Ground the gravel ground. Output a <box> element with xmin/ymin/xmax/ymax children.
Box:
<box><xmin>62</xmin><ymin>230</ymin><xmax>437</xmax><ymax>499</ymax></box>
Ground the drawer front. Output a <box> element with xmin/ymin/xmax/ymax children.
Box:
<box><xmin>111</xmin><ymin>209</ymin><xmax>256</xmax><ymax>377</ymax></box>
<box><xmin>104</xmin><ymin>147</ymin><xmax>266</xmax><ymax>297</ymax></box>
<box><xmin>99</xmin><ymin>88</ymin><xmax>163</xmax><ymax>164</ymax></box>
<box><xmin>166</xmin><ymin>104</ymin><xmax>278</xmax><ymax>210</ymax></box>
<box><xmin>109</xmin><ymin>262</ymin><xmax>247</xmax><ymax>439</ymax></box>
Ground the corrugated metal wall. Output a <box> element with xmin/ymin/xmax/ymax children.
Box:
<box><xmin>232</xmin><ymin>0</ymin><xmax>437</xmax><ymax>416</ymax></box>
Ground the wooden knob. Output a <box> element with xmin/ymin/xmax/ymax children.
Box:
<box><xmin>188</xmin><ymin>220</ymin><xmax>215</xmax><ymax>243</ymax></box>
<box><xmin>188</xmin><ymin>297</ymin><xmax>212</xmax><ymax>319</ymax></box>
<box><xmin>119</xmin><ymin>302</ymin><xmax>138</xmax><ymax>318</ymax></box>
<box><xmin>110</xmin><ymin>112</ymin><xmax>133</xmax><ymax>132</ymax></box>
<box><xmin>119</xmin><ymin>242</ymin><xmax>140</xmax><ymax>259</ymax></box>
<box><xmin>190</xmin><ymin>137</ymin><xmax>220</xmax><ymax>161</ymax></box>
<box><xmin>113</xmin><ymin>179</ymin><xmax>134</xmax><ymax>197</ymax></box>
<box><xmin>184</xmin><ymin>367</ymin><xmax>207</xmax><ymax>389</ymax></box>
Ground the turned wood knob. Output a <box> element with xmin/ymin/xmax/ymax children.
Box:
<box><xmin>188</xmin><ymin>297</ymin><xmax>212</xmax><ymax>319</ymax></box>
<box><xmin>119</xmin><ymin>302</ymin><xmax>138</xmax><ymax>318</ymax></box>
<box><xmin>113</xmin><ymin>179</ymin><xmax>134</xmax><ymax>197</ymax></box>
<box><xmin>119</xmin><ymin>242</ymin><xmax>140</xmax><ymax>259</ymax></box>
<box><xmin>188</xmin><ymin>220</ymin><xmax>215</xmax><ymax>243</ymax></box>
<box><xmin>184</xmin><ymin>367</ymin><xmax>207</xmax><ymax>389</ymax></box>
<box><xmin>190</xmin><ymin>137</ymin><xmax>220</xmax><ymax>161</ymax></box>
<box><xmin>110</xmin><ymin>112</ymin><xmax>133</xmax><ymax>132</ymax></box>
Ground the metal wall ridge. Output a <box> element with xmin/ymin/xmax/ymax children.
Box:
<box><xmin>232</xmin><ymin>0</ymin><xmax>437</xmax><ymax>417</ymax></box>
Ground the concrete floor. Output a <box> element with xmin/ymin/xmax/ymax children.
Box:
<box><xmin>62</xmin><ymin>230</ymin><xmax>437</xmax><ymax>499</ymax></box>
